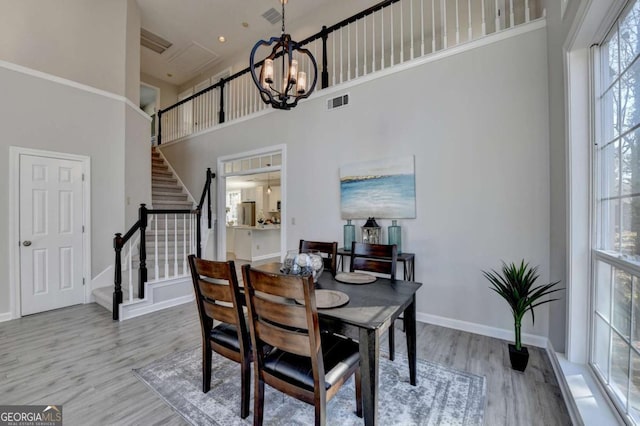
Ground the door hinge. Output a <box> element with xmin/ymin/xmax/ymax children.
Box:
<box><xmin>82</xmin><ymin>173</ymin><xmax>85</xmax><ymax>181</ymax></box>
<box><xmin>83</xmin><ymin>277</ymin><xmax>86</xmax><ymax>285</ymax></box>
<box><xmin>82</xmin><ymin>226</ymin><xmax>85</xmax><ymax>233</ymax></box>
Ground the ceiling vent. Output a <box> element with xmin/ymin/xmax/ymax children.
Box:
<box><xmin>141</xmin><ymin>28</ymin><xmax>173</xmax><ymax>54</ymax></box>
<box><xmin>262</xmin><ymin>8</ymin><xmax>282</xmax><ymax>25</ymax></box>
<box><xmin>327</xmin><ymin>94</ymin><xmax>349</xmax><ymax>110</ymax></box>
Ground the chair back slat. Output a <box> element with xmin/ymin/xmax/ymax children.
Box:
<box><xmin>256</xmin><ymin>320</ymin><xmax>311</xmax><ymax>357</ymax></box>
<box><xmin>253</xmin><ymin>296</ymin><xmax>309</xmax><ymax>330</ymax></box>
<box><xmin>198</xmin><ymin>278</ymin><xmax>233</xmax><ymax>303</ymax></box>
<box><xmin>248</xmin><ymin>269</ymin><xmax>307</xmax><ymax>300</ymax></box>
<box><xmin>299</xmin><ymin>239</ymin><xmax>338</xmax><ymax>276</ymax></box>
<box><xmin>205</xmin><ymin>302</ymin><xmax>237</xmax><ymax>325</ymax></box>
<box><xmin>350</xmin><ymin>242</ymin><xmax>397</xmax><ymax>280</ymax></box>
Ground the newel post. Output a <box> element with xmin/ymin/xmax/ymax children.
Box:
<box><xmin>321</xmin><ymin>25</ymin><xmax>329</xmax><ymax>89</ymax></box>
<box><xmin>138</xmin><ymin>204</ymin><xmax>148</xmax><ymax>299</ymax></box>
<box><xmin>157</xmin><ymin>109</ymin><xmax>163</xmax><ymax>145</ymax></box>
<box><xmin>113</xmin><ymin>233</ymin><xmax>124</xmax><ymax>320</ymax></box>
<box><xmin>218</xmin><ymin>79</ymin><xmax>226</xmax><ymax>124</ymax></box>
<box><xmin>206</xmin><ymin>168</ymin><xmax>213</xmax><ymax>229</ymax></box>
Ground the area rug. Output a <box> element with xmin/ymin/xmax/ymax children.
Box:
<box><xmin>133</xmin><ymin>348</ymin><xmax>485</xmax><ymax>426</ymax></box>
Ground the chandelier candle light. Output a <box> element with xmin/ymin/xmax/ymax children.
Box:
<box><xmin>249</xmin><ymin>0</ymin><xmax>318</xmax><ymax>110</ymax></box>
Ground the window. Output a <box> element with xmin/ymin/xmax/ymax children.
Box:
<box><xmin>594</xmin><ymin>1</ymin><xmax>640</xmax><ymax>422</ymax></box>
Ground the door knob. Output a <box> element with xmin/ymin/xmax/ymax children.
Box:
<box><xmin>22</xmin><ymin>240</ymin><xmax>31</xmax><ymax>246</ymax></box>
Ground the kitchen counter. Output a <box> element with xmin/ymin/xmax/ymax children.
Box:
<box><xmin>226</xmin><ymin>225</ymin><xmax>280</xmax><ymax>261</ymax></box>
<box><xmin>231</xmin><ymin>225</ymin><xmax>280</xmax><ymax>230</ymax></box>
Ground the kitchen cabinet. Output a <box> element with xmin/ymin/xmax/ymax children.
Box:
<box><xmin>231</xmin><ymin>226</ymin><xmax>280</xmax><ymax>261</ymax></box>
<box><xmin>267</xmin><ymin>186</ymin><xmax>281</xmax><ymax>212</ymax></box>
<box><xmin>241</xmin><ymin>187</ymin><xmax>256</xmax><ymax>202</ymax></box>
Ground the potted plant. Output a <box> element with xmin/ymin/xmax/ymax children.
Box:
<box><xmin>483</xmin><ymin>260</ymin><xmax>562</xmax><ymax>372</ymax></box>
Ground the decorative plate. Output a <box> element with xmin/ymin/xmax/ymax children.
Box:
<box><xmin>295</xmin><ymin>290</ymin><xmax>350</xmax><ymax>309</ymax></box>
<box><xmin>334</xmin><ymin>272</ymin><xmax>377</xmax><ymax>284</ymax></box>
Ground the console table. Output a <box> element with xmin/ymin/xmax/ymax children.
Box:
<box><xmin>336</xmin><ymin>247</ymin><xmax>415</xmax><ymax>281</ymax></box>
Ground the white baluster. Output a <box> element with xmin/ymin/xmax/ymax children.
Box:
<box><xmin>390</xmin><ymin>4</ymin><xmax>394</xmax><ymax>66</ymax></box>
<box><xmin>468</xmin><ymin>0</ymin><xmax>472</xmax><ymax>41</ymax></box>
<box><xmin>400</xmin><ymin>0</ymin><xmax>405</xmax><ymax>63</ymax></box>
<box><xmin>332</xmin><ymin>33</ymin><xmax>336</xmax><ymax>86</ymax></box>
<box><xmin>355</xmin><ymin>20</ymin><xmax>359</xmax><ymax>78</ymax></box>
<box><xmin>183</xmin><ymin>214</ymin><xmax>187</xmax><ymax>274</ymax></box>
<box><xmin>128</xmin><ymin>240</ymin><xmax>133</xmax><ymax>302</ymax></box>
<box><xmin>481</xmin><ymin>0</ymin><xmax>487</xmax><ymax>35</ymax></box>
<box><xmin>410</xmin><ymin>0</ymin><xmax>415</xmax><ymax>60</ymax></box>
<box><xmin>348</xmin><ymin>24</ymin><xmax>351</xmax><ymax>80</ymax></box>
<box><xmin>455</xmin><ymin>0</ymin><xmax>460</xmax><ymax>45</ymax></box>
<box><xmin>364</xmin><ymin>13</ymin><xmax>368</xmax><ymax>75</ymax></box>
<box><xmin>442</xmin><ymin>0</ymin><xmax>448</xmax><ymax>49</ymax></box>
<box><xmin>164</xmin><ymin>214</ymin><xmax>169</xmax><ymax>279</ymax></box>
<box><xmin>525</xmin><ymin>0</ymin><xmax>530</xmax><ymax>22</ymax></box>
<box><xmin>421</xmin><ymin>0</ymin><xmax>425</xmax><ymax>56</ymax></box>
<box><xmin>381</xmin><ymin>7</ymin><xmax>385</xmax><ymax>69</ymax></box>
<box><xmin>495</xmin><ymin>0</ymin><xmax>500</xmax><ymax>31</ymax></box>
<box><xmin>509</xmin><ymin>0</ymin><xmax>514</xmax><ymax>28</ymax></box>
<box><xmin>431</xmin><ymin>0</ymin><xmax>436</xmax><ymax>52</ymax></box>
<box><xmin>154</xmin><ymin>215</ymin><xmax>159</xmax><ymax>280</ymax></box>
<box><xmin>340</xmin><ymin>27</ymin><xmax>344</xmax><ymax>83</ymax></box>
<box><xmin>174</xmin><ymin>214</ymin><xmax>178</xmax><ymax>277</ymax></box>
<box><xmin>372</xmin><ymin>12</ymin><xmax>376</xmax><ymax>72</ymax></box>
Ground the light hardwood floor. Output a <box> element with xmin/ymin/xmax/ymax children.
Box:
<box><xmin>0</xmin><ymin>303</ymin><xmax>571</xmax><ymax>425</ymax></box>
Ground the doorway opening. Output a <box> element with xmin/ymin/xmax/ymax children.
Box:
<box><xmin>216</xmin><ymin>146</ymin><xmax>286</xmax><ymax>264</ymax></box>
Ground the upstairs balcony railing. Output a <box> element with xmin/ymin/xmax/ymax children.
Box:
<box><xmin>157</xmin><ymin>0</ymin><xmax>543</xmax><ymax>145</ymax></box>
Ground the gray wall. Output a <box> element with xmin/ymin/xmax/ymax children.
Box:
<box><xmin>0</xmin><ymin>0</ymin><xmax>150</xmax><ymax>317</ymax></box>
<box><xmin>162</xmin><ymin>27</ymin><xmax>554</xmax><ymax>340</ymax></box>
<box><xmin>0</xmin><ymin>66</ymin><xmax>128</xmax><ymax>314</ymax></box>
<box><xmin>0</xmin><ymin>0</ymin><xmax>129</xmax><ymax>97</ymax></box>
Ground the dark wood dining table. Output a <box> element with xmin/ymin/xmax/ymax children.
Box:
<box><xmin>252</xmin><ymin>263</ymin><xmax>422</xmax><ymax>426</ymax></box>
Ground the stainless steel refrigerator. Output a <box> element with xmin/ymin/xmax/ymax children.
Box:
<box><xmin>238</xmin><ymin>201</ymin><xmax>256</xmax><ymax>226</ymax></box>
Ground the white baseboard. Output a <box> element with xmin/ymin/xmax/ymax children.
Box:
<box><xmin>415</xmin><ymin>312</ymin><xmax>548</xmax><ymax>348</ymax></box>
<box><xmin>252</xmin><ymin>252</ymin><xmax>280</xmax><ymax>262</ymax></box>
<box><xmin>119</xmin><ymin>276</ymin><xmax>193</xmax><ymax>321</ymax></box>
<box><xmin>0</xmin><ymin>312</ymin><xmax>13</xmax><ymax>322</ymax></box>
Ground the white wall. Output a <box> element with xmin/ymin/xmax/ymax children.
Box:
<box><xmin>161</xmin><ymin>26</ymin><xmax>554</xmax><ymax>340</ymax></box>
<box><xmin>125</xmin><ymin>106</ymin><xmax>152</xmax><ymax>224</ymax></box>
<box><xmin>125</xmin><ymin>0</ymin><xmax>141</xmax><ymax>103</ymax></box>
<box><xmin>141</xmin><ymin>72</ymin><xmax>178</xmax><ymax>109</ymax></box>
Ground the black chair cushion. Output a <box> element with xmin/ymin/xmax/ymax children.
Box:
<box><xmin>210</xmin><ymin>323</ymin><xmax>241</xmax><ymax>353</ymax></box>
<box><xmin>263</xmin><ymin>332</ymin><xmax>359</xmax><ymax>392</ymax></box>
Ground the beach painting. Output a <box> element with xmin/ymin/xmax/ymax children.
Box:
<box><xmin>340</xmin><ymin>156</ymin><xmax>416</xmax><ymax>219</ymax></box>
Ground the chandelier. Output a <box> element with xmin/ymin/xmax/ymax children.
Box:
<box><xmin>249</xmin><ymin>0</ymin><xmax>318</xmax><ymax>110</ymax></box>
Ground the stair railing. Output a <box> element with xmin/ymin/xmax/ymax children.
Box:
<box><xmin>112</xmin><ymin>168</ymin><xmax>214</xmax><ymax>320</ymax></box>
<box><xmin>157</xmin><ymin>0</ymin><xmax>543</xmax><ymax>144</ymax></box>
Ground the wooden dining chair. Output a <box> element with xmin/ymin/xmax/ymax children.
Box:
<box><xmin>350</xmin><ymin>241</ymin><xmax>399</xmax><ymax>360</ymax></box>
<box><xmin>241</xmin><ymin>264</ymin><xmax>362</xmax><ymax>426</ymax></box>
<box><xmin>299</xmin><ymin>239</ymin><xmax>338</xmax><ymax>276</ymax></box>
<box><xmin>188</xmin><ymin>255</ymin><xmax>251</xmax><ymax>419</ymax></box>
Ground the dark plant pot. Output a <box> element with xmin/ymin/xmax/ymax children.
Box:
<box><xmin>508</xmin><ymin>344</ymin><xmax>529</xmax><ymax>372</ymax></box>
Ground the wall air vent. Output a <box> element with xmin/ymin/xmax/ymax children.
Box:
<box><xmin>327</xmin><ymin>94</ymin><xmax>349</xmax><ymax>110</ymax></box>
<box><xmin>141</xmin><ymin>28</ymin><xmax>173</xmax><ymax>54</ymax></box>
<box><xmin>262</xmin><ymin>8</ymin><xmax>282</xmax><ymax>25</ymax></box>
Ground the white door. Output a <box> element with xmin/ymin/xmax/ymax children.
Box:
<box><xmin>19</xmin><ymin>154</ymin><xmax>85</xmax><ymax>315</ymax></box>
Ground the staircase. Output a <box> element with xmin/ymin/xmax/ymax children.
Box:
<box><xmin>92</xmin><ymin>147</ymin><xmax>198</xmax><ymax>319</ymax></box>
<box><xmin>151</xmin><ymin>148</ymin><xmax>194</xmax><ymax>210</ymax></box>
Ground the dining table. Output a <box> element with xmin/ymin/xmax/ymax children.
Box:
<box><xmin>252</xmin><ymin>263</ymin><xmax>423</xmax><ymax>426</ymax></box>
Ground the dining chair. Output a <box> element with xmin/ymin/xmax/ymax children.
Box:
<box><xmin>241</xmin><ymin>264</ymin><xmax>362</xmax><ymax>426</ymax></box>
<box><xmin>188</xmin><ymin>255</ymin><xmax>251</xmax><ymax>419</ymax></box>
<box><xmin>299</xmin><ymin>239</ymin><xmax>338</xmax><ymax>276</ymax></box>
<box><xmin>349</xmin><ymin>241</ymin><xmax>399</xmax><ymax>360</ymax></box>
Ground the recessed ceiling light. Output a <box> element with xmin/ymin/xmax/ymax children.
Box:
<box><xmin>218</xmin><ymin>36</ymin><xmax>226</xmax><ymax>43</ymax></box>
